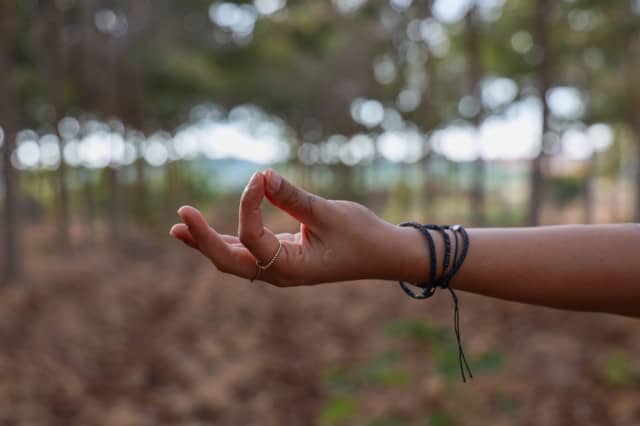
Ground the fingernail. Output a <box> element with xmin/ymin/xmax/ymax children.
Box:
<box><xmin>267</xmin><ymin>170</ymin><xmax>281</xmax><ymax>193</ymax></box>
<box><xmin>169</xmin><ymin>224</ymin><xmax>178</xmax><ymax>237</ymax></box>
<box><xmin>245</xmin><ymin>172</ymin><xmax>258</xmax><ymax>191</ymax></box>
<box><xmin>178</xmin><ymin>205</ymin><xmax>195</xmax><ymax>218</ymax></box>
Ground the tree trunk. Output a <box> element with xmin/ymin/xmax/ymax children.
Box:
<box><xmin>76</xmin><ymin>0</ymin><xmax>98</xmax><ymax>244</ymax></box>
<box><xmin>528</xmin><ymin>0</ymin><xmax>552</xmax><ymax>226</ymax></box>
<box><xmin>120</xmin><ymin>61</ymin><xmax>148</xmax><ymax>224</ymax></box>
<box><xmin>82</xmin><ymin>169</ymin><xmax>96</xmax><ymax>245</ymax></box>
<box><xmin>134</xmin><ymin>154</ymin><xmax>147</xmax><ymax>222</ymax></box>
<box><xmin>41</xmin><ymin>0</ymin><xmax>71</xmax><ymax>252</ymax></box>
<box><xmin>106</xmin><ymin>167</ymin><xmax>122</xmax><ymax>243</ymax></box>
<box><xmin>466</xmin><ymin>3</ymin><xmax>486</xmax><ymax>226</ymax></box>
<box><xmin>165</xmin><ymin>161</ymin><xmax>178</xmax><ymax>225</ymax></box>
<box><xmin>0</xmin><ymin>0</ymin><xmax>21</xmax><ymax>283</ymax></box>
<box><xmin>56</xmin><ymin>147</ymin><xmax>71</xmax><ymax>249</ymax></box>
<box><xmin>632</xmin><ymin>48</ymin><xmax>640</xmax><ymax>222</ymax></box>
<box><xmin>421</xmin><ymin>0</ymin><xmax>439</xmax><ymax>222</ymax></box>
<box><xmin>584</xmin><ymin>153</ymin><xmax>596</xmax><ymax>224</ymax></box>
<box><xmin>635</xmin><ymin>124</ymin><xmax>640</xmax><ymax>223</ymax></box>
<box><xmin>105</xmin><ymin>36</ymin><xmax>123</xmax><ymax>245</ymax></box>
<box><xmin>421</xmin><ymin>151</ymin><xmax>433</xmax><ymax>220</ymax></box>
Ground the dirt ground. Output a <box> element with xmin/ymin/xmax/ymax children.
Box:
<box><xmin>0</xmin><ymin>223</ymin><xmax>638</xmax><ymax>426</ymax></box>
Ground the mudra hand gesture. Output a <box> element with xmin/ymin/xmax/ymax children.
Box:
<box><xmin>170</xmin><ymin>169</ymin><xmax>419</xmax><ymax>286</ymax></box>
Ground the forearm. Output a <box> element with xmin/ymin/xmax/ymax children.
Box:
<box><xmin>389</xmin><ymin>223</ymin><xmax>640</xmax><ymax>317</ymax></box>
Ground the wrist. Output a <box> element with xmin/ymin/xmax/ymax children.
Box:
<box><xmin>374</xmin><ymin>222</ymin><xmax>437</xmax><ymax>283</ymax></box>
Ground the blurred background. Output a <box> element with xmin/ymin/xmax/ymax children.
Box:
<box><xmin>1</xmin><ymin>0</ymin><xmax>639</xmax><ymax>424</ymax></box>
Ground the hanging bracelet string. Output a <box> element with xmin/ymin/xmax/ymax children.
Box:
<box><xmin>397</xmin><ymin>222</ymin><xmax>473</xmax><ymax>382</ymax></box>
<box><xmin>444</xmin><ymin>227</ymin><xmax>472</xmax><ymax>381</ymax></box>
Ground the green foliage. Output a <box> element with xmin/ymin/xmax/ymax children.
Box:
<box><xmin>320</xmin><ymin>324</ymin><xmax>464</xmax><ymax>425</ymax></box>
<box><xmin>431</xmin><ymin>343</ymin><xmax>467</xmax><ymax>380</ymax></box>
<box><xmin>323</xmin><ymin>367</ymin><xmax>358</xmax><ymax>395</ymax></box>
<box><xmin>549</xmin><ymin>174</ymin><xmax>583</xmax><ymax>207</ymax></box>
<box><xmin>383</xmin><ymin>319</ymin><xmax>448</xmax><ymax>344</ymax></box>
<box><xmin>367</xmin><ymin>416</ymin><xmax>409</xmax><ymax>426</ymax></box>
<box><xmin>384</xmin><ymin>319</ymin><xmax>505</xmax><ymax>381</ymax></box>
<box><xmin>604</xmin><ymin>352</ymin><xmax>636</xmax><ymax>388</ymax></box>
<box><xmin>425</xmin><ymin>410</ymin><xmax>456</xmax><ymax>426</ymax></box>
<box><xmin>319</xmin><ymin>395</ymin><xmax>357</xmax><ymax>426</ymax></box>
<box><xmin>473</xmin><ymin>351</ymin><xmax>505</xmax><ymax>373</ymax></box>
<box><xmin>485</xmin><ymin>208</ymin><xmax>527</xmax><ymax>227</ymax></box>
<box><xmin>434</xmin><ymin>348</ymin><xmax>506</xmax><ymax>380</ymax></box>
<box><xmin>323</xmin><ymin>351</ymin><xmax>410</xmax><ymax>393</ymax></box>
<box><xmin>359</xmin><ymin>351</ymin><xmax>410</xmax><ymax>387</ymax></box>
<box><xmin>386</xmin><ymin>319</ymin><xmax>472</xmax><ymax>375</ymax></box>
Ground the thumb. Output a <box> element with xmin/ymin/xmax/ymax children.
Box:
<box><xmin>262</xmin><ymin>169</ymin><xmax>328</xmax><ymax>225</ymax></box>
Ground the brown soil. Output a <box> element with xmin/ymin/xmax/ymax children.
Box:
<box><xmin>0</xmin><ymin>223</ymin><xmax>638</xmax><ymax>426</ymax></box>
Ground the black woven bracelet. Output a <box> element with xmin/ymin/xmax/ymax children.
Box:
<box><xmin>396</xmin><ymin>222</ymin><xmax>473</xmax><ymax>382</ymax></box>
<box><xmin>424</xmin><ymin>224</ymin><xmax>451</xmax><ymax>284</ymax></box>
<box><xmin>398</xmin><ymin>222</ymin><xmax>438</xmax><ymax>299</ymax></box>
<box><xmin>439</xmin><ymin>224</ymin><xmax>469</xmax><ymax>288</ymax></box>
<box><xmin>450</xmin><ymin>229</ymin><xmax>459</xmax><ymax>279</ymax></box>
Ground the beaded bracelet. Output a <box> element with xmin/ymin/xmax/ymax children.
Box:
<box><xmin>397</xmin><ymin>222</ymin><xmax>473</xmax><ymax>382</ymax></box>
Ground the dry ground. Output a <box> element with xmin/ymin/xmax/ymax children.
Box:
<box><xmin>0</xmin><ymin>221</ymin><xmax>638</xmax><ymax>426</ymax></box>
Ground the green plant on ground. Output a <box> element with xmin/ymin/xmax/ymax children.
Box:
<box><xmin>472</xmin><ymin>351</ymin><xmax>505</xmax><ymax>373</ymax></box>
<box><xmin>604</xmin><ymin>352</ymin><xmax>636</xmax><ymax>388</ymax></box>
<box><xmin>383</xmin><ymin>319</ymin><xmax>448</xmax><ymax>344</ymax></box>
<box><xmin>383</xmin><ymin>319</ymin><xmax>506</xmax><ymax>381</ymax></box>
<box><xmin>318</xmin><ymin>319</ymin><xmax>505</xmax><ymax>425</ymax></box>
<box><xmin>425</xmin><ymin>410</ymin><xmax>456</xmax><ymax>426</ymax></box>
<box><xmin>323</xmin><ymin>367</ymin><xmax>359</xmax><ymax>395</ymax></box>
<box><xmin>358</xmin><ymin>350</ymin><xmax>410</xmax><ymax>387</ymax></box>
<box><xmin>319</xmin><ymin>394</ymin><xmax>357</xmax><ymax>426</ymax></box>
<box><xmin>367</xmin><ymin>416</ymin><xmax>409</xmax><ymax>426</ymax></box>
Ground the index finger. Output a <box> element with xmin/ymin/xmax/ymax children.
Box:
<box><xmin>177</xmin><ymin>205</ymin><xmax>255</xmax><ymax>278</ymax></box>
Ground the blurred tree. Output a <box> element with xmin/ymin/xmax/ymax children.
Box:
<box><xmin>76</xmin><ymin>0</ymin><xmax>98</xmax><ymax>244</ymax></box>
<box><xmin>101</xmin><ymin>5</ymin><xmax>125</xmax><ymax>245</ymax></box>
<box><xmin>622</xmin><ymin>6</ymin><xmax>640</xmax><ymax>222</ymax></box>
<box><xmin>465</xmin><ymin>1</ymin><xmax>486</xmax><ymax>226</ymax></box>
<box><xmin>529</xmin><ymin>0</ymin><xmax>554</xmax><ymax>226</ymax></box>
<box><xmin>40</xmin><ymin>0</ymin><xmax>71</xmax><ymax>252</ymax></box>
<box><xmin>581</xmin><ymin>1</ymin><xmax>640</xmax><ymax>221</ymax></box>
<box><xmin>2</xmin><ymin>0</ymin><xmax>640</xmax><ymax>261</ymax></box>
<box><xmin>1</xmin><ymin>0</ymin><xmax>21</xmax><ymax>283</ymax></box>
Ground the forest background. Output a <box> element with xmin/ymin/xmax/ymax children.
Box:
<box><xmin>0</xmin><ymin>0</ymin><xmax>639</xmax><ymax>425</ymax></box>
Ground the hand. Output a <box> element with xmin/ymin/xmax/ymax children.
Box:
<box><xmin>170</xmin><ymin>169</ymin><xmax>428</xmax><ymax>286</ymax></box>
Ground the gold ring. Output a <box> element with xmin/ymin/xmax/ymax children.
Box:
<box><xmin>251</xmin><ymin>240</ymin><xmax>283</xmax><ymax>282</ymax></box>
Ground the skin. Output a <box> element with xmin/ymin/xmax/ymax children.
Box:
<box><xmin>170</xmin><ymin>169</ymin><xmax>640</xmax><ymax>318</ymax></box>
